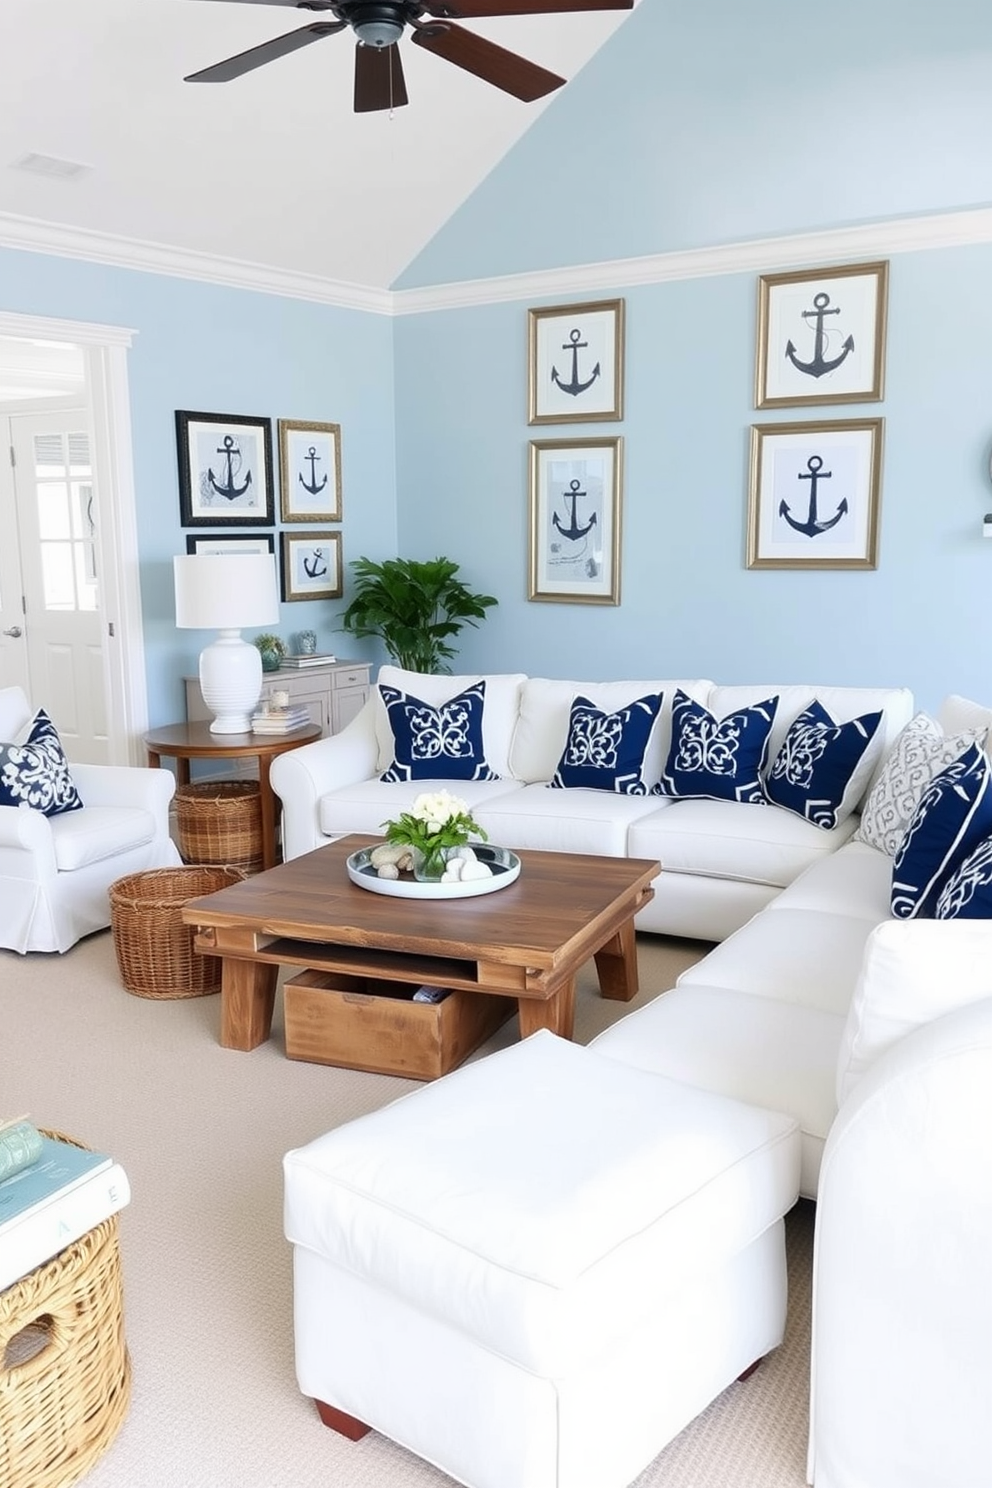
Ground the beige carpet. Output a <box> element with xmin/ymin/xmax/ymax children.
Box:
<box><xmin>1</xmin><ymin>930</ymin><xmax>813</xmax><ymax>1488</ymax></box>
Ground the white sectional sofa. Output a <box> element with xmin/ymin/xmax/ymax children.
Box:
<box><xmin>275</xmin><ymin>674</ymin><xmax>992</xmax><ymax>1488</ymax></box>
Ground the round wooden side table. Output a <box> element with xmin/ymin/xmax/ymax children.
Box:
<box><xmin>144</xmin><ymin>721</ymin><xmax>322</xmax><ymax>871</ymax></box>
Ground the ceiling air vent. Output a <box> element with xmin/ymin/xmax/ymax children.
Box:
<box><xmin>11</xmin><ymin>152</ymin><xmax>91</xmax><ymax>181</ymax></box>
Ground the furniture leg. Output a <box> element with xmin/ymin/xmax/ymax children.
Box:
<box><xmin>256</xmin><ymin>758</ymin><xmax>278</xmax><ymax>870</ymax></box>
<box><xmin>314</xmin><ymin>1399</ymin><xmax>371</xmax><ymax>1440</ymax></box>
<box><xmin>219</xmin><ymin>958</ymin><xmax>279</xmax><ymax>1050</ymax></box>
<box><xmin>517</xmin><ymin>977</ymin><xmax>575</xmax><ymax>1040</ymax></box>
<box><xmin>594</xmin><ymin>916</ymin><xmax>639</xmax><ymax>1002</ymax></box>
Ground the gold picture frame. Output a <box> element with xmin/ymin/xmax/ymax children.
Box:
<box><xmin>528</xmin><ymin>299</ymin><xmax>625</xmax><ymax>425</ymax></box>
<box><xmin>278</xmin><ymin>419</ymin><xmax>342</xmax><ymax>523</ymax></box>
<box><xmin>747</xmin><ymin>418</ymin><xmax>884</xmax><ymax>570</ymax></box>
<box><xmin>755</xmin><ymin>261</ymin><xmax>888</xmax><ymax>409</ymax></box>
<box><xmin>280</xmin><ymin>530</ymin><xmax>343</xmax><ymax>601</ymax></box>
<box><xmin>528</xmin><ymin>436</ymin><xmax>623</xmax><ymax>603</ymax></box>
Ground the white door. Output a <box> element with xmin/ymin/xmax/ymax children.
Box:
<box><xmin>0</xmin><ymin>410</ymin><xmax>109</xmax><ymax>762</ymax></box>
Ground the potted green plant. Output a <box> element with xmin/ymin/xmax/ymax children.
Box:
<box><xmin>252</xmin><ymin>632</ymin><xmax>287</xmax><ymax>672</ymax></box>
<box><xmin>339</xmin><ymin>556</ymin><xmax>498</xmax><ymax>674</ymax></box>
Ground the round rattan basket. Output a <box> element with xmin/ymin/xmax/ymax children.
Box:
<box><xmin>109</xmin><ymin>864</ymin><xmax>245</xmax><ymax>999</ymax></box>
<box><xmin>174</xmin><ymin>779</ymin><xmax>263</xmax><ymax>875</ymax></box>
<box><xmin>0</xmin><ymin>1131</ymin><xmax>130</xmax><ymax>1488</ymax></box>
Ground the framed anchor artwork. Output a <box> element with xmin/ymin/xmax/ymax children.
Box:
<box><xmin>755</xmin><ymin>261</ymin><xmax>889</xmax><ymax>409</ymax></box>
<box><xmin>176</xmin><ymin>410</ymin><xmax>274</xmax><ymax>526</ymax></box>
<box><xmin>747</xmin><ymin>419</ymin><xmax>884</xmax><ymax>570</ymax></box>
<box><xmin>528</xmin><ymin>436</ymin><xmax>623</xmax><ymax>603</ymax></box>
<box><xmin>280</xmin><ymin>530</ymin><xmax>343</xmax><ymax>602</ymax></box>
<box><xmin>528</xmin><ymin>300</ymin><xmax>625</xmax><ymax>425</ymax></box>
<box><xmin>278</xmin><ymin>419</ymin><xmax>342</xmax><ymax>523</ymax></box>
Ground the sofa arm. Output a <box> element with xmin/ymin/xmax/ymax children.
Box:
<box><xmin>0</xmin><ymin>803</ymin><xmax>57</xmax><ymax>878</ymax></box>
<box><xmin>270</xmin><ymin>703</ymin><xmax>379</xmax><ymax>861</ymax></box>
<box><xmin>72</xmin><ymin>762</ymin><xmax>177</xmax><ymax>816</ymax></box>
<box><xmin>835</xmin><ymin>919</ymin><xmax>992</xmax><ymax>1106</ymax></box>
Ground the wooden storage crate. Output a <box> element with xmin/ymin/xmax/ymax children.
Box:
<box><xmin>284</xmin><ymin>970</ymin><xmax>515</xmax><ymax>1079</ymax></box>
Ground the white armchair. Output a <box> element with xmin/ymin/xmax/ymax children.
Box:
<box><xmin>0</xmin><ymin>686</ymin><xmax>181</xmax><ymax>953</ymax></box>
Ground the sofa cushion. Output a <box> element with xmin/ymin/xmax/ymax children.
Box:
<box><xmin>550</xmin><ymin>692</ymin><xmax>662</xmax><ymax>795</ymax></box>
<box><xmin>935</xmin><ymin>835</ymin><xmax>992</xmax><ymax>919</ymax></box>
<box><xmin>592</xmin><ymin>985</ymin><xmax>843</xmax><ymax>1200</ymax></box>
<box><xmin>379</xmin><ymin>680</ymin><xmax>498</xmax><ymax>783</ymax></box>
<box><xmin>50</xmin><ymin>806</ymin><xmax>156</xmax><ymax>870</ymax></box>
<box><xmin>854</xmin><ymin>712</ymin><xmax>987</xmax><ymax>857</ymax></box>
<box><xmin>769</xmin><ymin>840</ymin><xmax>893</xmax><ymax>922</ymax></box>
<box><xmin>890</xmin><ymin>744</ymin><xmax>992</xmax><ymax>919</ymax></box>
<box><xmin>661</xmin><ymin>689</ymin><xmax>777</xmax><ymax>805</ymax></box>
<box><xmin>836</xmin><ymin>919</ymin><xmax>992</xmax><ymax>1103</ymax></box>
<box><xmin>628</xmin><ymin>797</ymin><xmax>857</xmax><ymax>889</ymax></box>
<box><xmin>473</xmin><ymin>783</ymin><xmax>665</xmax><ymax>858</ymax></box>
<box><xmin>764</xmin><ymin>701</ymin><xmax>883</xmax><ymax>830</ymax></box>
<box><xmin>0</xmin><ymin>708</ymin><xmax>84</xmax><ymax>817</ymax></box>
<box><xmin>508</xmin><ymin>677</ymin><xmax>712</xmax><ymax>787</ymax></box>
<box><xmin>318</xmin><ymin>777</ymin><xmax>524</xmax><ymax>841</ymax></box>
<box><xmin>677</xmin><ymin>907</ymin><xmax>878</xmax><ymax>1018</ymax></box>
<box><xmin>373</xmin><ymin>668</ymin><xmax>526</xmax><ymax>780</ymax></box>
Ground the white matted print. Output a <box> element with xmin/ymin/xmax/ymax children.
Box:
<box><xmin>755</xmin><ymin>261</ymin><xmax>888</xmax><ymax>409</ymax></box>
<box><xmin>279</xmin><ymin>419</ymin><xmax>342</xmax><ymax>522</ymax></box>
<box><xmin>747</xmin><ymin>419</ymin><xmax>883</xmax><ymax>570</ymax></box>
<box><xmin>280</xmin><ymin>530</ymin><xmax>342</xmax><ymax>601</ymax></box>
<box><xmin>175</xmin><ymin>410</ymin><xmax>273</xmax><ymax>526</ymax></box>
<box><xmin>528</xmin><ymin>300</ymin><xmax>624</xmax><ymax>425</ymax></box>
<box><xmin>529</xmin><ymin>437</ymin><xmax>622</xmax><ymax>603</ymax></box>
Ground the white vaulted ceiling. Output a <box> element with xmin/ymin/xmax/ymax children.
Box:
<box><xmin>1</xmin><ymin>0</ymin><xmax>635</xmax><ymax>295</ymax></box>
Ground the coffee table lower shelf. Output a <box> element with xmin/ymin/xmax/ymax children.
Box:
<box><xmin>284</xmin><ymin>970</ymin><xmax>516</xmax><ymax>1080</ymax></box>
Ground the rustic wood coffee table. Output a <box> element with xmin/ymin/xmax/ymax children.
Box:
<box><xmin>181</xmin><ymin>837</ymin><xmax>658</xmax><ymax>1066</ymax></box>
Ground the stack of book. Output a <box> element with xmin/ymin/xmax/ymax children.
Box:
<box><xmin>0</xmin><ymin>1118</ymin><xmax>130</xmax><ymax>1292</ymax></box>
<box><xmin>251</xmin><ymin>704</ymin><xmax>312</xmax><ymax>734</ymax></box>
<box><xmin>280</xmin><ymin>652</ymin><xmax>336</xmax><ymax>668</ymax></box>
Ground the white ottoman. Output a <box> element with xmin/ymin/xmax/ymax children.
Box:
<box><xmin>283</xmin><ymin>1030</ymin><xmax>801</xmax><ymax>1488</ymax></box>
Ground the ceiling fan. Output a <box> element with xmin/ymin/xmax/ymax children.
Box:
<box><xmin>185</xmin><ymin>0</ymin><xmax>634</xmax><ymax>113</ymax></box>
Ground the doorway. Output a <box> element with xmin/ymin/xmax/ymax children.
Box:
<box><xmin>0</xmin><ymin>315</ymin><xmax>148</xmax><ymax>764</ymax></box>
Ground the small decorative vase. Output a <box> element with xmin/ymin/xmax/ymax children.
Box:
<box><xmin>413</xmin><ymin>845</ymin><xmax>456</xmax><ymax>883</ymax></box>
<box><xmin>259</xmin><ymin>649</ymin><xmax>283</xmax><ymax>673</ymax></box>
<box><xmin>297</xmin><ymin>630</ymin><xmax>317</xmax><ymax>655</ymax></box>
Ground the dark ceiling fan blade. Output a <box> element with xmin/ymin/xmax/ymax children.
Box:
<box><xmin>184</xmin><ymin>21</ymin><xmax>346</xmax><ymax>83</ymax></box>
<box><xmin>354</xmin><ymin>41</ymin><xmax>409</xmax><ymax>112</ymax></box>
<box><xmin>410</xmin><ymin>22</ymin><xmax>564</xmax><ymax>101</ymax></box>
<box><xmin>423</xmin><ymin>0</ymin><xmax>633</xmax><ymax>15</ymax></box>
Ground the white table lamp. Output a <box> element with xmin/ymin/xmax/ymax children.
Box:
<box><xmin>174</xmin><ymin>553</ymin><xmax>279</xmax><ymax>733</ymax></box>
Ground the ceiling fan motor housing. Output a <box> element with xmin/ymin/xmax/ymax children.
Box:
<box><xmin>340</xmin><ymin>0</ymin><xmax>418</xmax><ymax>46</ymax></box>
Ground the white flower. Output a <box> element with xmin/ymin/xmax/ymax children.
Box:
<box><xmin>411</xmin><ymin>790</ymin><xmax>468</xmax><ymax>830</ymax></box>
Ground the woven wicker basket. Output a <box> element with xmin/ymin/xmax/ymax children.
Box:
<box><xmin>174</xmin><ymin>779</ymin><xmax>263</xmax><ymax>875</ymax></box>
<box><xmin>0</xmin><ymin>1132</ymin><xmax>130</xmax><ymax>1488</ymax></box>
<box><xmin>109</xmin><ymin>864</ymin><xmax>245</xmax><ymax>999</ymax></box>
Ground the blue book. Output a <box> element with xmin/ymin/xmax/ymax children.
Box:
<box><xmin>0</xmin><ymin>1135</ymin><xmax>112</xmax><ymax>1236</ymax></box>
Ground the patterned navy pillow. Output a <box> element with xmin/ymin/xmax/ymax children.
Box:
<box><xmin>661</xmin><ymin>690</ymin><xmax>778</xmax><ymax>804</ymax></box>
<box><xmin>764</xmin><ymin>701</ymin><xmax>883</xmax><ymax>829</ymax></box>
<box><xmin>891</xmin><ymin>743</ymin><xmax>992</xmax><ymax>919</ymax></box>
<box><xmin>0</xmin><ymin>708</ymin><xmax>84</xmax><ymax>816</ymax></box>
<box><xmin>379</xmin><ymin>681</ymin><xmax>498</xmax><ymax>783</ymax></box>
<box><xmin>935</xmin><ymin>835</ymin><xmax>992</xmax><ymax>919</ymax></box>
<box><xmin>550</xmin><ymin>693</ymin><xmax>663</xmax><ymax>795</ymax></box>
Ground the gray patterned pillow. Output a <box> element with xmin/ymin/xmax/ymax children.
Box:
<box><xmin>854</xmin><ymin>712</ymin><xmax>987</xmax><ymax>856</ymax></box>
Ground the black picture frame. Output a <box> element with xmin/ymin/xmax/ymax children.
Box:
<box><xmin>184</xmin><ymin>532</ymin><xmax>275</xmax><ymax>555</ymax></box>
<box><xmin>176</xmin><ymin>410</ymin><xmax>274</xmax><ymax>527</ymax></box>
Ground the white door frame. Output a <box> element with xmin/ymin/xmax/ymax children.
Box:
<box><xmin>0</xmin><ymin>310</ymin><xmax>147</xmax><ymax>764</ymax></box>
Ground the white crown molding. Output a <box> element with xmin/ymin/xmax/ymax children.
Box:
<box><xmin>3</xmin><ymin>204</ymin><xmax>992</xmax><ymax>317</ymax></box>
<box><xmin>0</xmin><ymin>308</ymin><xmax>135</xmax><ymax>346</ymax></box>
<box><xmin>392</xmin><ymin>206</ymin><xmax>992</xmax><ymax>315</ymax></box>
<box><xmin>0</xmin><ymin>213</ymin><xmax>393</xmax><ymax>315</ymax></box>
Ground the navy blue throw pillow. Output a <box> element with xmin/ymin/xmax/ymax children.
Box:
<box><xmin>379</xmin><ymin>681</ymin><xmax>498</xmax><ymax>783</ymax></box>
<box><xmin>661</xmin><ymin>690</ymin><xmax>778</xmax><ymax>804</ymax></box>
<box><xmin>891</xmin><ymin>743</ymin><xmax>992</xmax><ymax>919</ymax></box>
<box><xmin>550</xmin><ymin>693</ymin><xmax>663</xmax><ymax>795</ymax></box>
<box><xmin>0</xmin><ymin>708</ymin><xmax>84</xmax><ymax>816</ymax></box>
<box><xmin>764</xmin><ymin>701</ymin><xmax>883</xmax><ymax>830</ymax></box>
<box><xmin>935</xmin><ymin>835</ymin><xmax>992</xmax><ymax>919</ymax></box>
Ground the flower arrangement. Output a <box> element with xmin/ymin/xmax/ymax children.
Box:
<box><xmin>380</xmin><ymin>789</ymin><xmax>487</xmax><ymax>880</ymax></box>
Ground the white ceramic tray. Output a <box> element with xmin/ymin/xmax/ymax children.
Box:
<box><xmin>346</xmin><ymin>844</ymin><xmax>521</xmax><ymax>900</ymax></box>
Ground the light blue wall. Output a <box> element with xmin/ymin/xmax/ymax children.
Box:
<box><xmin>390</xmin><ymin>0</ymin><xmax>992</xmax><ymax>714</ymax></box>
<box><xmin>0</xmin><ymin>247</ymin><xmax>396</xmax><ymax>725</ymax></box>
